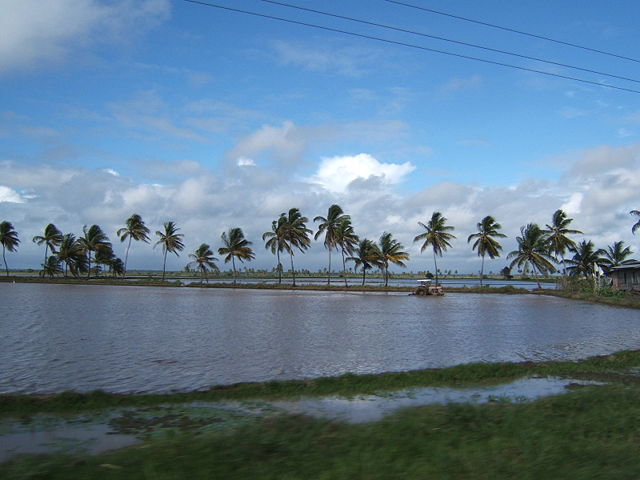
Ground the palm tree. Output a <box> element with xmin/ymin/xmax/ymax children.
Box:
<box><xmin>154</xmin><ymin>221</ymin><xmax>185</xmax><ymax>281</ymax></box>
<box><xmin>467</xmin><ymin>216</ymin><xmax>506</xmax><ymax>286</ymax></box>
<box><xmin>347</xmin><ymin>238</ymin><xmax>381</xmax><ymax>285</ymax></box>
<box><xmin>543</xmin><ymin>209</ymin><xmax>582</xmax><ymax>275</ymax></box>
<box><xmin>32</xmin><ymin>223</ymin><xmax>63</xmax><ymax>267</ymax></box>
<box><xmin>601</xmin><ymin>241</ymin><xmax>635</xmax><ymax>272</ymax></box>
<box><xmin>507</xmin><ymin>223</ymin><xmax>556</xmax><ymax>287</ymax></box>
<box><xmin>314</xmin><ymin>204</ymin><xmax>349</xmax><ymax>285</ymax></box>
<box><xmin>280</xmin><ymin>208</ymin><xmax>312</xmax><ymax>286</ymax></box>
<box><xmin>188</xmin><ymin>243</ymin><xmax>218</xmax><ymax>283</ymax></box>
<box><xmin>109</xmin><ymin>257</ymin><xmax>125</xmax><ymax>277</ymax></box>
<box><xmin>218</xmin><ymin>228</ymin><xmax>255</xmax><ymax>284</ymax></box>
<box><xmin>0</xmin><ymin>221</ymin><xmax>20</xmax><ymax>276</ymax></box>
<box><xmin>377</xmin><ymin>232</ymin><xmax>409</xmax><ymax>287</ymax></box>
<box><xmin>334</xmin><ymin>218</ymin><xmax>359</xmax><ymax>286</ymax></box>
<box><xmin>78</xmin><ymin>225</ymin><xmax>111</xmax><ymax>279</ymax></box>
<box><xmin>94</xmin><ymin>244</ymin><xmax>116</xmax><ymax>277</ymax></box>
<box><xmin>262</xmin><ymin>216</ymin><xmax>288</xmax><ymax>284</ymax></box>
<box><xmin>631</xmin><ymin>210</ymin><xmax>640</xmax><ymax>235</ymax></box>
<box><xmin>117</xmin><ymin>214</ymin><xmax>150</xmax><ymax>276</ymax></box>
<box><xmin>565</xmin><ymin>240</ymin><xmax>606</xmax><ymax>277</ymax></box>
<box><xmin>56</xmin><ymin>233</ymin><xmax>88</xmax><ymax>277</ymax></box>
<box><xmin>40</xmin><ymin>255</ymin><xmax>63</xmax><ymax>278</ymax></box>
<box><xmin>414</xmin><ymin>212</ymin><xmax>456</xmax><ymax>286</ymax></box>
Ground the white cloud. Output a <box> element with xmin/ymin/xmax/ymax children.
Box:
<box><xmin>0</xmin><ymin>185</ymin><xmax>25</xmax><ymax>203</ymax></box>
<box><xmin>237</xmin><ymin>157</ymin><xmax>256</xmax><ymax>167</ymax></box>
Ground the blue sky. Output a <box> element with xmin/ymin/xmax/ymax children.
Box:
<box><xmin>1</xmin><ymin>0</ymin><xmax>639</xmax><ymax>274</ymax></box>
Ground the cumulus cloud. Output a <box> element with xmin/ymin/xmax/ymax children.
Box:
<box><xmin>0</xmin><ymin>0</ymin><xmax>170</xmax><ymax>74</ymax></box>
<box><xmin>0</xmin><ymin>185</ymin><xmax>25</xmax><ymax>203</ymax></box>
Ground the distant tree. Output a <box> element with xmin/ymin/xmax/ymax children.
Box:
<box><xmin>94</xmin><ymin>244</ymin><xmax>116</xmax><ymax>277</ymax></box>
<box><xmin>314</xmin><ymin>204</ymin><xmax>349</xmax><ymax>285</ymax></box>
<box><xmin>631</xmin><ymin>209</ymin><xmax>640</xmax><ymax>235</ymax></box>
<box><xmin>56</xmin><ymin>233</ymin><xmax>88</xmax><ymax>277</ymax></box>
<box><xmin>154</xmin><ymin>221</ymin><xmax>185</xmax><ymax>281</ymax></box>
<box><xmin>279</xmin><ymin>208</ymin><xmax>312</xmax><ymax>286</ymax></box>
<box><xmin>117</xmin><ymin>214</ymin><xmax>150</xmax><ymax>275</ymax></box>
<box><xmin>377</xmin><ymin>232</ymin><xmax>409</xmax><ymax>287</ymax></box>
<box><xmin>543</xmin><ymin>209</ymin><xmax>582</xmax><ymax>275</ymax></box>
<box><xmin>467</xmin><ymin>216</ymin><xmax>506</xmax><ymax>286</ymax></box>
<box><xmin>500</xmin><ymin>266</ymin><xmax>513</xmax><ymax>280</ymax></box>
<box><xmin>32</xmin><ymin>223</ymin><xmax>63</xmax><ymax>268</ymax></box>
<box><xmin>188</xmin><ymin>243</ymin><xmax>219</xmax><ymax>283</ymax></box>
<box><xmin>40</xmin><ymin>255</ymin><xmax>63</xmax><ymax>278</ymax></box>
<box><xmin>601</xmin><ymin>241</ymin><xmax>635</xmax><ymax>271</ymax></box>
<box><xmin>335</xmin><ymin>218</ymin><xmax>359</xmax><ymax>286</ymax></box>
<box><xmin>565</xmin><ymin>240</ymin><xmax>606</xmax><ymax>277</ymax></box>
<box><xmin>0</xmin><ymin>221</ymin><xmax>20</xmax><ymax>276</ymax></box>
<box><xmin>263</xmin><ymin>215</ymin><xmax>288</xmax><ymax>284</ymax></box>
<box><xmin>218</xmin><ymin>228</ymin><xmax>254</xmax><ymax>284</ymax></box>
<box><xmin>109</xmin><ymin>257</ymin><xmax>125</xmax><ymax>277</ymax></box>
<box><xmin>347</xmin><ymin>238</ymin><xmax>380</xmax><ymax>286</ymax></box>
<box><xmin>78</xmin><ymin>224</ymin><xmax>111</xmax><ymax>279</ymax></box>
<box><xmin>414</xmin><ymin>212</ymin><xmax>456</xmax><ymax>286</ymax></box>
<box><xmin>507</xmin><ymin>224</ymin><xmax>556</xmax><ymax>287</ymax></box>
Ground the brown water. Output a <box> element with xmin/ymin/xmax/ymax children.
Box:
<box><xmin>1</xmin><ymin>283</ymin><xmax>639</xmax><ymax>394</ymax></box>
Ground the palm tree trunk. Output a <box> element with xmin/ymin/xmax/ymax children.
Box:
<box><xmin>87</xmin><ymin>251</ymin><xmax>92</xmax><ymax>279</ymax></box>
<box><xmin>276</xmin><ymin>250</ymin><xmax>282</xmax><ymax>284</ymax></box>
<box><xmin>433</xmin><ymin>249</ymin><xmax>439</xmax><ymax>286</ymax></box>
<box><xmin>43</xmin><ymin>245</ymin><xmax>49</xmax><ymax>269</ymax></box>
<box><xmin>342</xmin><ymin>249</ymin><xmax>348</xmax><ymax>287</ymax></box>
<box><xmin>124</xmin><ymin>236</ymin><xmax>132</xmax><ymax>277</ymax></box>
<box><xmin>232</xmin><ymin>256</ymin><xmax>237</xmax><ymax>284</ymax></box>
<box><xmin>327</xmin><ymin>249</ymin><xmax>332</xmax><ymax>285</ymax></box>
<box><xmin>162</xmin><ymin>249</ymin><xmax>168</xmax><ymax>281</ymax></box>
<box><xmin>290</xmin><ymin>253</ymin><xmax>296</xmax><ymax>287</ymax></box>
<box><xmin>2</xmin><ymin>245</ymin><xmax>7</xmax><ymax>276</ymax></box>
<box><xmin>384</xmin><ymin>263</ymin><xmax>389</xmax><ymax>287</ymax></box>
<box><xmin>362</xmin><ymin>267</ymin><xmax>366</xmax><ymax>286</ymax></box>
<box><xmin>480</xmin><ymin>254</ymin><xmax>485</xmax><ymax>287</ymax></box>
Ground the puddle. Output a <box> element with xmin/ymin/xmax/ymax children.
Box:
<box><xmin>0</xmin><ymin>376</ymin><xmax>603</xmax><ymax>462</ymax></box>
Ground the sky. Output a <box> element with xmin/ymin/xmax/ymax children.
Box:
<box><xmin>1</xmin><ymin>0</ymin><xmax>639</xmax><ymax>275</ymax></box>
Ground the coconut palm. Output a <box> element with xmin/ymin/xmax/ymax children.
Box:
<box><xmin>40</xmin><ymin>255</ymin><xmax>63</xmax><ymax>278</ymax></box>
<box><xmin>154</xmin><ymin>221</ymin><xmax>185</xmax><ymax>281</ymax></box>
<box><xmin>109</xmin><ymin>257</ymin><xmax>125</xmax><ymax>277</ymax></box>
<box><xmin>507</xmin><ymin>223</ymin><xmax>556</xmax><ymax>287</ymax></box>
<box><xmin>467</xmin><ymin>216</ymin><xmax>506</xmax><ymax>286</ymax></box>
<box><xmin>32</xmin><ymin>223</ymin><xmax>63</xmax><ymax>267</ymax></box>
<box><xmin>631</xmin><ymin>209</ymin><xmax>640</xmax><ymax>234</ymax></box>
<box><xmin>218</xmin><ymin>228</ymin><xmax>254</xmax><ymax>284</ymax></box>
<box><xmin>601</xmin><ymin>241</ymin><xmax>635</xmax><ymax>272</ymax></box>
<box><xmin>188</xmin><ymin>243</ymin><xmax>219</xmax><ymax>283</ymax></box>
<box><xmin>335</xmin><ymin>218</ymin><xmax>359</xmax><ymax>286</ymax></box>
<box><xmin>543</xmin><ymin>209</ymin><xmax>582</xmax><ymax>275</ymax></box>
<box><xmin>377</xmin><ymin>232</ymin><xmax>409</xmax><ymax>287</ymax></box>
<box><xmin>314</xmin><ymin>204</ymin><xmax>350</xmax><ymax>285</ymax></box>
<box><xmin>56</xmin><ymin>233</ymin><xmax>88</xmax><ymax>277</ymax></box>
<box><xmin>347</xmin><ymin>238</ymin><xmax>381</xmax><ymax>286</ymax></box>
<box><xmin>0</xmin><ymin>221</ymin><xmax>20</xmax><ymax>276</ymax></box>
<box><xmin>565</xmin><ymin>240</ymin><xmax>606</xmax><ymax>277</ymax></box>
<box><xmin>279</xmin><ymin>208</ymin><xmax>312</xmax><ymax>286</ymax></box>
<box><xmin>414</xmin><ymin>212</ymin><xmax>456</xmax><ymax>286</ymax></box>
<box><xmin>78</xmin><ymin>225</ymin><xmax>111</xmax><ymax>279</ymax></box>
<box><xmin>117</xmin><ymin>213</ymin><xmax>150</xmax><ymax>276</ymax></box>
<box><xmin>94</xmin><ymin>244</ymin><xmax>116</xmax><ymax>277</ymax></box>
<box><xmin>262</xmin><ymin>216</ymin><xmax>288</xmax><ymax>284</ymax></box>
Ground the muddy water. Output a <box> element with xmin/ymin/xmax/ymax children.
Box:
<box><xmin>1</xmin><ymin>283</ymin><xmax>639</xmax><ymax>394</ymax></box>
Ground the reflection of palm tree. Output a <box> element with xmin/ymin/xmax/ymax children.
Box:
<box><xmin>281</xmin><ymin>208</ymin><xmax>312</xmax><ymax>286</ymax></box>
<box><xmin>543</xmin><ymin>209</ymin><xmax>582</xmax><ymax>275</ymax></box>
<box><xmin>0</xmin><ymin>221</ymin><xmax>20</xmax><ymax>276</ymax></box>
<box><xmin>57</xmin><ymin>234</ymin><xmax>88</xmax><ymax>277</ymax></box>
<box><xmin>32</xmin><ymin>224</ymin><xmax>63</xmax><ymax>268</ymax></box>
<box><xmin>314</xmin><ymin>204</ymin><xmax>349</xmax><ymax>285</ymax></box>
<box><xmin>347</xmin><ymin>239</ymin><xmax>380</xmax><ymax>285</ymax></box>
<box><xmin>507</xmin><ymin>224</ymin><xmax>556</xmax><ymax>287</ymax></box>
<box><xmin>218</xmin><ymin>228</ymin><xmax>254</xmax><ymax>284</ymax></box>
<box><xmin>377</xmin><ymin>232</ymin><xmax>409</xmax><ymax>287</ymax></box>
<box><xmin>41</xmin><ymin>256</ymin><xmax>63</xmax><ymax>278</ymax></box>
<box><xmin>631</xmin><ymin>209</ymin><xmax>640</xmax><ymax>234</ymax></box>
<box><xmin>117</xmin><ymin>214</ymin><xmax>150</xmax><ymax>276</ymax></box>
<box><xmin>414</xmin><ymin>212</ymin><xmax>456</xmax><ymax>286</ymax></box>
<box><xmin>335</xmin><ymin>218</ymin><xmax>359</xmax><ymax>286</ymax></box>
<box><xmin>78</xmin><ymin>225</ymin><xmax>111</xmax><ymax>279</ymax></box>
<box><xmin>566</xmin><ymin>240</ymin><xmax>606</xmax><ymax>277</ymax></box>
<box><xmin>262</xmin><ymin>216</ymin><xmax>287</xmax><ymax>284</ymax></box>
<box><xmin>468</xmin><ymin>216</ymin><xmax>506</xmax><ymax>286</ymax></box>
<box><xmin>154</xmin><ymin>221</ymin><xmax>185</xmax><ymax>281</ymax></box>
<box><xmin>601</xmin><ymin>241</ymin><xmax>634</xmax><ymax>272</ymax></box>
<box><xmin>188</xmin><ymin>243</ymin><xmax>218</xmax><ymax>283</ymax></box>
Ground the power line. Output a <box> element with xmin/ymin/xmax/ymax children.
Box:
<box><xmin>184</xmin><ymin>0</ymin><xmax>640</xmax><ymax>95</ymax></box>
<box><xmin>386</xmin><ymin>0</ymin><xmax>640</xmax><ymax>64</ymax></box>
<box><xmin>256</xmin><ymin>0</ymin><xmax>640</xmax><ymax>85</ymax></box>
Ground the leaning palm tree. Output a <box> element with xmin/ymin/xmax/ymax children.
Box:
<box><xmin>377</xmin><ymin>232</ymin><xmax>409</xmax><ymax>287</ymax></box>
<box><xmin>334</xmin><ymin>218</ymin><xmax>359</xmax><ymax>286</ymax></box>
<box><xmin>600</xmin><ymin>241</ymin><xmax>635</xmax><ymax>272</ymax></box>
<box><xmin>507</xmin><ymin>223</ymin><xmax>556</xmax><ymax>287</ymax></box>
<box><xmin>314</xmin><ymin>204</ymin><xmax>349</xmax><ymax>285</ymax></box>
<box><xmin>631</xmin><ymin>209</ymin><xmax>640</xmax><ymax>235</ymax></box>
<box><xmin>154</xmin><ymin>221</ymin><xmax>185</xmax><ymax>281</ymax></box>
<box><xmin>40</xmin><ymin>255</ymin><xmax>63</xmax><ymax>278</ymax></box>
<box><xmin>280</xmin><ymin>208</ymin><xmax>312</xmax><ymax>286</ymax></box>
<box><xmin>188</xmin><ymin>243</ymin><xmax>219</xmax><ymax>283</ymax></box>
<box><xmin>218</xmin><ymin>228</ymin><xmax>254</xmax><ymax>284</ymax></box>
<box><xmin>56</xmin><ymin>233</ymin><xmax>88</xmax><ymax>277</ymax></box>
<box><xmin>543</xmin><ymin>209</ymin><xmax>582</xmax><ymax>275</ymax></box>
<box><xmin>262</xmin><ymin>216</ymin><xmax>288</xmax><ymax>284</ymax></box>
<box><xmin>414</xmin><ymin>212</ymin><xmax>456</xmax><ymax>286</ymax></box>
<box><xmin>94</xmin><ymin>244</ymin><xmax>116</xmax><ymax>277</ymax></box>
<box><xmin>467</xmin><ymin>216</ymin><xmax>506</xmax><ymax>286</ymax></box>
<box><xmin>565</xmin><ymin>240</ymin><xmax>606</xmax><ymax>277</ymax></box>
<box><xmin>347</xmin><ymin>238</ymin><xmax>381</xmax><ymax>286</ymax></box>
<box><xmin>0</xmin><ymin>221</ymin><xmax>20</xmax><ymax>276</ymax></box>
<box><xmin>78</xmin><ymin>224</ymin><xmax>111</xmax><ymax>279</ymax></box>
<box><xmin>32</xmin><ymin>223</ymin><xmax>63</xmax><ymax>267</ymax></box>
<box><xmin>117</xmin><ymin>213</ymin><xmax>150</xmax><ymax>276</ymax></box>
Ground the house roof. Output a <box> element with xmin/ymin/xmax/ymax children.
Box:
<box><xmin>609</xmin><ymin>261</ymin><xmax>640</xmax><ymax>272</ymax></box>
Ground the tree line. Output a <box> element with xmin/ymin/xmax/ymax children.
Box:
<box><xmin>1</xmin><ymin>208</ymin><xmax>639</xmax><ymax>285</ymax></box>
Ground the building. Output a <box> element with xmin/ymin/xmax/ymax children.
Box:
<box><xmin>608</xmin><ymin>262</ymin><xmax>640</xmax><ymax>292</ymax></box>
